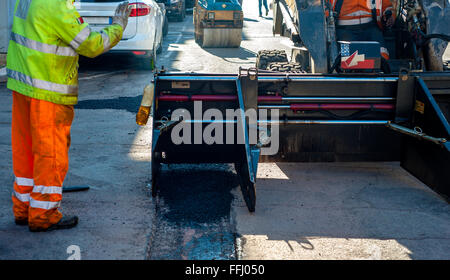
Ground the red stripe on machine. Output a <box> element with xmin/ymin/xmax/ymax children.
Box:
<box><xmin>290</xmin><ymin>103</ymin><xmax>395</xmax><ymax>111</ymax></box>
<box><xmin>158</xmin><ymin>95</ymin><xmax>286</xmax><ymax>102</ymax></box>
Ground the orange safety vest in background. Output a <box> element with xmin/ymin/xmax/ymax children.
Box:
<box><xmin>328</xmin><ymin>0</ymin><xmax>394</xmax><ymax>28</ymax></box>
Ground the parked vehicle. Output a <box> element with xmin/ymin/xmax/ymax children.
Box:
<box><xmin>163</xmin><ymin>0</ymin><xmax>186</xmax><ymax>21</ymax></box>
<box><xmin>154</xmin><ymin>0</ymin><xmax>173</xmax><ymax>31</ymax></box>
<box><xmin>74</xmin><ymin>0</ymin><xmax>165</xmax><ymax>68</ymax></box>
<box><xmin>158</xmin><ymin>2</ymin><xmax>170</xmax><ymax>37</ymax></box>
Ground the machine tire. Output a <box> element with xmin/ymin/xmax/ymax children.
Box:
<box><xmin>256</xmin><ymin>50</ymin><xmax>288</xmax><ymax>70</ymax></box>
<box><xmin>267</xmin><ymin>62</ymin><xmax>304</xmax><ymax>73</ymax></box>
<box><xmin>201</xmin><ymin>28</ymin><xmax>242</xmax><ymax>48</ymax></box>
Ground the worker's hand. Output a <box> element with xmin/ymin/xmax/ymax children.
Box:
<box><xmin>112</xmin><ymin>1</ymin><xmax>132</xmax><ymax>30</ymax></box>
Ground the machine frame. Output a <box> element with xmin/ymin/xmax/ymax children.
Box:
<box><xmin>149</xmin><ymin>69</ymin><xmax>450</xmax><ymax>212</ymax></box>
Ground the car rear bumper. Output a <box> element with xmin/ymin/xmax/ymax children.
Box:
<box><xmin>111</xmin><ymin>33</ymin><xmax>155</xmax><ymax>53</ymax></box>
<box><xmin>107</xmin><ymin>49</ymin><xmax>152</xmax><ymax>57</ymax></box>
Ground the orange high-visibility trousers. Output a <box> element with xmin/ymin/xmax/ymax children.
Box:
<box><xmin>11</xmin><ymin>91</ymin><xmax>74</xmax><ymax>230</ymax></box>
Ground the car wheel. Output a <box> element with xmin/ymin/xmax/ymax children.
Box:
<box><xmin>133</xmin><ymin>49</ymin><xmax>155</xmax><ymax>71</ymax></box>
<box><xmin>138</xmin><ymin>55</ymin><xmax>154</xmax><ymax>70</ymax></box>
<box><xmin>156</xmin><ymin>37</ymin><xmax>163</xmax><ymax>54</ymax></box>
<box><xmin>163</xmin><ymin>15</ymin><xmax>169</xmax><ymax>37</ymax></box>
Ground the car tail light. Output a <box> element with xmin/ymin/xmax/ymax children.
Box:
<box><xmin>128</xmin><ymin>3</ymin><xmax>151</xmax><ymax>17</ymax></box>
<box><xmin>132</xmin><ymin>51</ymin><xmax>147</xmax><ymax>55</ymax></box>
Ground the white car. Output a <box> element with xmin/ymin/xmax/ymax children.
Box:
<box><xmin>74</xmin><ymin>0</ymin><xmax>167</xmax><ymax>68</ymax></box>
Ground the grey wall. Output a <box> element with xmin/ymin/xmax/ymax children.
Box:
<box><xmin>0</xmin><ymin>0</ymin><xmax>16</xmax><ymax>53</ymax></box>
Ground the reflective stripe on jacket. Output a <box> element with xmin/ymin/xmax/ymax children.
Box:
<box><xmin>327</xmin><ymin>0</ymin><xmax>394</xmax><ymax>27</ymax></box>
<box><xmin>6</xmin><ymin>0</ymin><xmax>124</xmax><ymax>105</ymax></box>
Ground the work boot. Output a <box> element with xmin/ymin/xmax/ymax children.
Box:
<box><xmin>15</xmin><ymin>219</ymin><xmax>28</xmax><ymax>226</ymax></box>
<box><xmin>29</xmin><ymin>216</ymin><xmax>78</xmax><ymax>232</ymax></box>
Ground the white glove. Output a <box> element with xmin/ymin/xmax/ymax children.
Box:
<box><xmin>112</xmin><ymin>1</ymin><xmax>131</xmax><ymax>30</ymax></box>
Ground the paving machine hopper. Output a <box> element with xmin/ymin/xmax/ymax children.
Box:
<box><xmin>137</xmin><ymin>0</ymin><xmax>450</xmax><ymax>212</ymax></box>
<box><xmin>193</xmin><ymin>0</ymin><xmax>243</xmax><ymax>47</ymax></box>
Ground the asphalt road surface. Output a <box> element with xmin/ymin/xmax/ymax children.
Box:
<box><xmin>0</xmin><ymin>2</ymin><xmax>449</xmax><ymax>260</ymax></box>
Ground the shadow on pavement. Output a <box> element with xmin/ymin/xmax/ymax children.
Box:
<box><xmin>79</xmin><ymin>53</ymin><xmax>152</xmax><ymax>74</ymax></box>
<box><xmin>244</xmin><ymin>17</ymin><xmax>259</xmax><ymax>22</ymax></box>
<box><xmin>201</xmin><ymin>47</ymin><xmax>256</xmax><ymax>64</ymax></box>
<box><xmin>75</xmin><ymin>96</ymin><xmax>141</xmax><ymax>113</ymax></box>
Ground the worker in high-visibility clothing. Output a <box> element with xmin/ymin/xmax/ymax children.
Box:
<box><xmin>7</xmin><ymin>0</ymin><xmax>131</xmax><ymax>232</ymax></box>
<box><xmin>327</xmin><ymin>0</ymin><xmax>395</xmax><ymax>60</ymax></box>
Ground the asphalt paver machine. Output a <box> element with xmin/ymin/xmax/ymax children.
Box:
<box><xmin>137</xmin><ymin>0</ymin><xmax>450</xmax><ymax>212</ymax></box>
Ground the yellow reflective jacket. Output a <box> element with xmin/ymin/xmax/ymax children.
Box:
<box><xmin>6</xmin><ymin>0</ymin><xmax>124</xmax><ymax>105</ymax></box>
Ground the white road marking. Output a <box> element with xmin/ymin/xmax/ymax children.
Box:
<box><xmin>163</xmin><ymin>24</ymin><xmax>187</xmax><ymax>59</ymax></box>
<box><xmin>79</xmin><ymin>70</ymin><xmax>126</xmax><ymax>81</ymax></box>
<box><xmin>163</xmin><ymin>33</ymin><xmax>182</xmax><ymax>59</ymax></box>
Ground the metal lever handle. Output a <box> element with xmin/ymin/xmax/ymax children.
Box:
<box><xmin>387</xmin><ymin>122</ymin><xmax>448</xmax><ymax>147</ymax></box>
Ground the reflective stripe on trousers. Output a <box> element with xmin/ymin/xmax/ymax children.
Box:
<box><xmin>13</xmin><ymin>176</ymin><xmax>33</xmax><ymax>203</ymax></box>
<box><xmin>13</xmin><ymin>178</ymin><xmax>63</xmax><ymax>208</ymax></box>
<box><xmin>11</xmin><ymin>91</ymin><xmax>73</xmax><ymax>229</ymax></box>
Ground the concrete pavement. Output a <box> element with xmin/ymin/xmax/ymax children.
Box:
<box><xmin>233</xmin><ymin>162</ymin><xmax>450</xmax><ymax>260</ymax></box>
<box><xmin>229</xmin><ymin>2</ymin><xmax>450</xmax><ymax>261</ymax></box>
